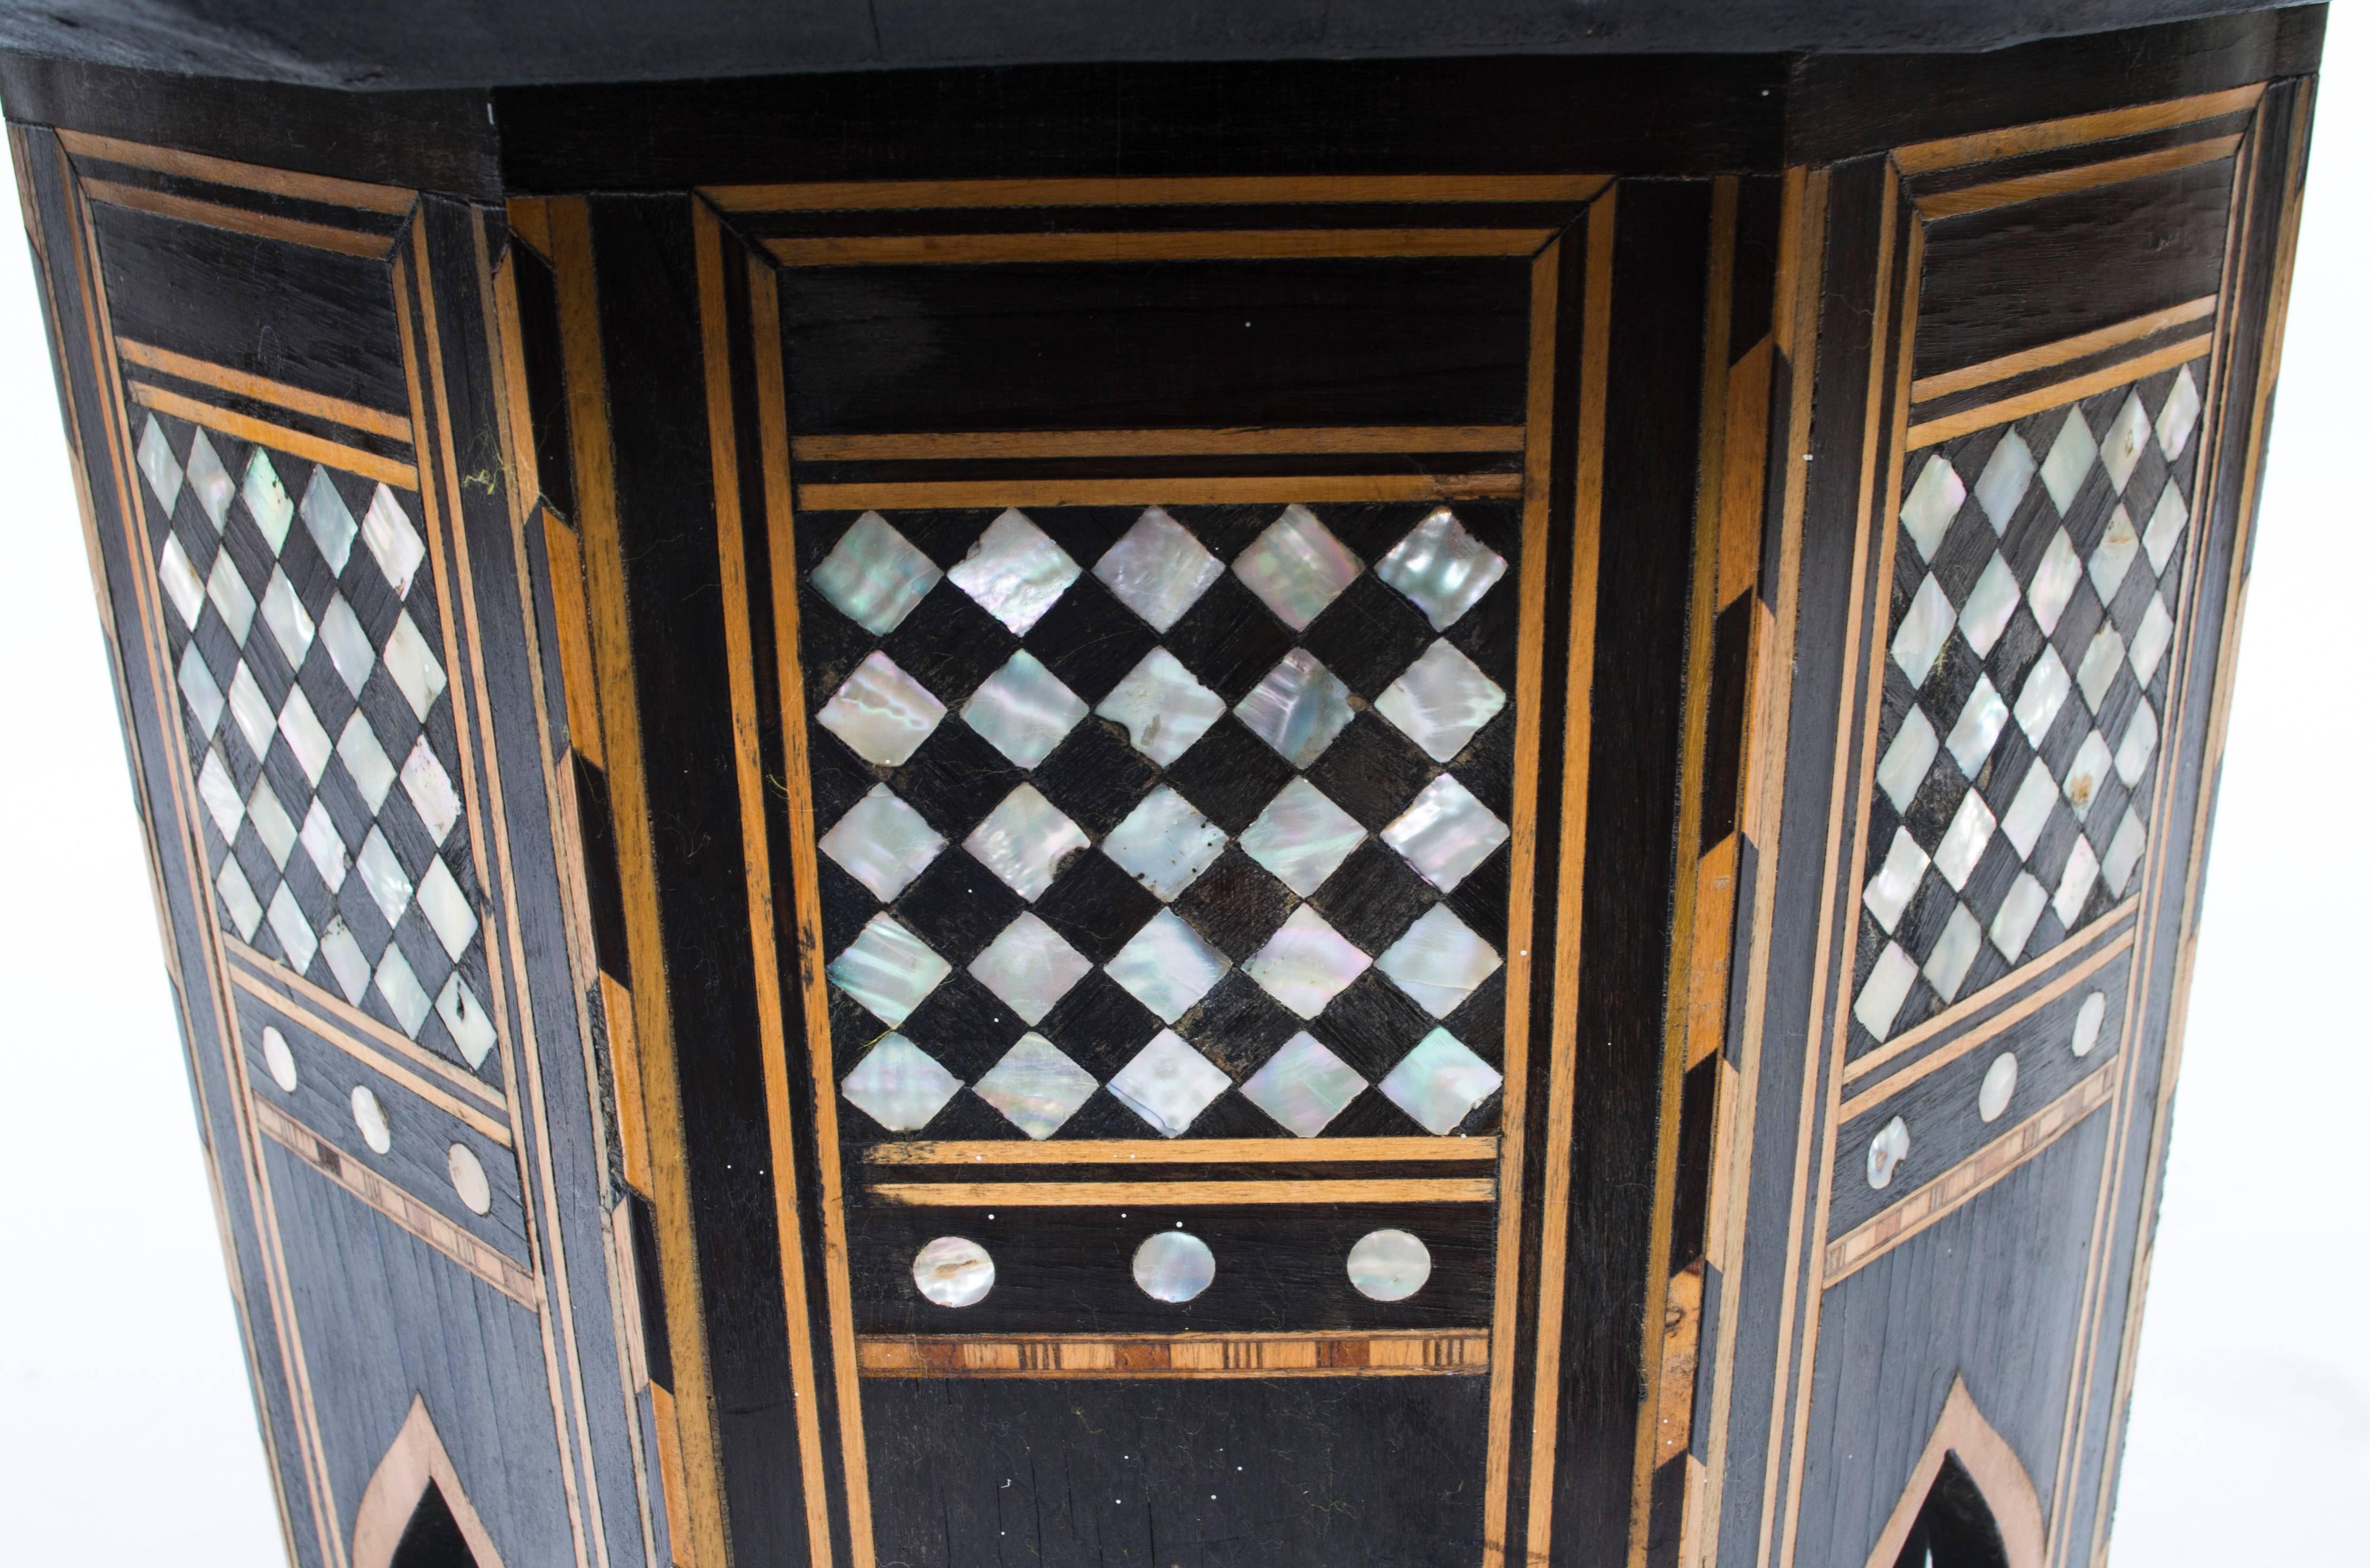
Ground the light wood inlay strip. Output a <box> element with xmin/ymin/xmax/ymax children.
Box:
<box><xmin>252</xmin><ymin>1094</ymin><xmax>539</xmax><ymax>1307</ymax></box>
<box><xmin>798</xmin><ymin>472</ymin><xmax>1524</xmax><ymax>509</ymax></box>
<box><xmin>710</xmin><ymin>174</ymin><xmax>1610</xmax><ymax>212</ymax></box>
<box><xmin>1822</xmin><ymin>1058</ymin><xmax>2121</xmax><ymax>1284</ymax></box>
<box><xmin>751</xmin><ymin>256</ymin><xmax>880</xmax><ymax>1561</ymax></box>
<box><xmin>222</xmin><ymin>939</ymin><xmax>510</xmax><ymax>1122</ymax></box>
<box><xmin>865</xmin><ymin>1137</ymin><xmax>1497</xmax><ymax>1166</ymax></box>
<box><xmin>790</xmin><ymin>425</ymin><xmax>1525</xmax><ymax>461</ymax></box>
<box><xmin>694</xmin><ymin>204</ymin><xmax>838</xmax><ymax>1568</ymax></box>
<box><xmin>126</xmin><ymin>380</ymin><xmax>419</xmax><ymax>489</ymax></box>
<box><xmin>115</xmin><ymin>338</ymin><xmax>414</xmax><ymax>441</ymax></box>
<box><xmin>1843</xmin><ymin>902</ymin><xmax>2138</xmax><ymax>1087</ymax></box>
<box><xmin>856</xmin><ymin>1329</ymin><xmax>1491</xmax><ymax>1378</ymax></box>
<box><xmin>1903</xmin><ymin>336</ymin><xmax>2213</xmax><ymax>449</ymax></box>
<box><xmin>1908</xmin><ymin>297</ymin><xmax>2218</xmax><ymax>404</ymax></box>
<box><xmin>869</xmin><ymin>1179</ymin><xmax>1495</xmax><ymax>1207</ymax></box>
<box><xmin>767</xmin><ymin>228</ymin><xmax>1556</xmax><ymax>266</ymax></box>
<box><xmin>1483</xmin><ymin>216</ymin><xmax>1584</xmax><ymax>1568</ymax></box>
<box><xmin>59</xmin><ymin>129</ymin><xmax>416</xmax><ymax>213</ymax></box>
<box><xmin>79</xmin><ymin>175</ymin><xmax>392</xmax><ymax>256</ymax></box>
<box><xmin>1893</xmin><ymin>84</ymin><xmax>2264</xmax><ymax>176</ymax></box>
<box><xmin>1915</xmin><ymin>135</ymin><xmax>2241</xmax><ymax>221</ymax></box>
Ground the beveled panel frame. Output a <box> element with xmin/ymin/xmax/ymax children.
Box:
<box><xmin>678</xmin><ymin>175</ymin><xmax>1620</xmax><ymax>1568</ymax></box>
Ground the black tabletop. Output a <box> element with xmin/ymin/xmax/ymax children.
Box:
<box><xmin>0</xmin><ymin>0</ymin><xmax>2314</xmax><ymax>90</ymax></box>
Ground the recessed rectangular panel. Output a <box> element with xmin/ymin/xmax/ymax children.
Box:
<box><xmin>778</xmin><ymin>258</ymin><xmax>1533</xmax><ymax>433</ymax></box>
<box><xmin>1913</xmin><ymin>159</ymin><xmax>2234</xmax><ymax>381</ymax></box>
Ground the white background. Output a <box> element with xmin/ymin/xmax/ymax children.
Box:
<box><xmin>0</xmin><ymin>19</ymin><xmax>2360</xmax><ymax>1563</ymax></box>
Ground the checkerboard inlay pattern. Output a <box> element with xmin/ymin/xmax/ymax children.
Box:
<box><xmin>137</xmin><ymin>412</ymin><xmax>497</xmax><ymax>1074</ymax></box>
<box><xmin>1850</xmin><ymin>366</ymin><xmax>2203</xmax><ymax>1051</ymax></box>
<box><xmin>800</xmin><ymin>501</ymin><xmax>1520</xmax><ymax>1141</ymax></box>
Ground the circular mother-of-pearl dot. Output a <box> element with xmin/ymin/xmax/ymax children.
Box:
<box><xmin>1866</xmin><ymin>1115</ymin><xmax>1911</xmax><ymax>1190</ymax></box>
<box><xmin>912</xmin><ymin>1237</ymin><xmax>995</xmax><ymax>1307</ymax></box>
<box><xmin>1132</xmin><ymin>1231</ymin><xmax>1216</xmax><ymax>1303</ymax></box>
<box><xmin>1346</xmin><ymin>1229</ymin><xmax>1432</xmax><ymax>1301</ymax></box>
<box><xmin>261</xmin><ymin>1026</ymin><xmax>299</xmax><ymax>1093</ymax></box>
<box><xmin>1978</xmin><ymin>1052</ymin><xmax>2019</xmax><ymax>1123</ymax></box>
<box><xmin>2070</xmin><ymin>991</ymin><xmax>2107</xmax><ymax>1058</ymax></box>
<box><xmin>448</xmin><ymin>1143</ymin><xmax>492</xmax><ymax>1215</ymax></box>
<box><xmin>350</xmin><ymin>1085</ymin><xmax>392</xmax><ymax>1154</ymax></box>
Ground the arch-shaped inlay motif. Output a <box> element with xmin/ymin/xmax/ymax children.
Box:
<box><xmin>352</xmin><ymin>1396</ymin><xmax>506</xmax><ymax>1568</ymax></box>
<box><xmin>1863</xmin><ymin>1376</ymin><xmax>2045</xmax><ymax>1568</ymax></box>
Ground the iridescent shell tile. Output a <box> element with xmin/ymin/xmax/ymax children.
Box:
<box><xmin>1892</xmin><ymin>575</ymin><xmax>1954</xmax><ymax>689</ymax></box>
<box><xmin>1093</xmin><ymin>506</ymin><xmax>1223</xmax><ymax>632</ymax></box>
<box><xmin>2128</xmin><ymin>596</ymin><xmax>2173</xmax><ymax>688</ymax></box>
<box><xmin>1104</xmin><ymin>910</ymin><xmax>1230</xmax><ymax>1024</ymax></box>
<box><xmin>1921</xmin><ymin>903</ymin><xmax>1981</xmax><ymax>1002</ymax></box>
<box><xmin>1865</xmin><ymin>1115</ymin><xmax>1911</xmax><ymax>1189</ymax></box>
<box><xmin>158</xmin><ymin>535</ymin><xmax>205</xmax><ymax>629</ymax></box>
<box><xmin>1956</xmin><ymin>556</ymin><xmax>2019</xmax><ymax>659</ymax></box>
<box><xmin>137</xmin><ymin>417</ymin><xmax>183</xmax><ymax>515</ymax></box>
<box><xmin>912</xmin><ymin>1236</ymin><xmax>996</xmax><ymax>1306</ymax></box>
<box><xmin>1100</xmin><ymin>787</ymin><xmax>1225</xmax><ymax>901</ymax></box>
<box><xmin>184</xmin><ymin>430</ymin><xmax>234</xmax><ymax>529</ymax></box>
<box><xmin>818</xmin><ymin>784</ymin><xmax>946</xmax><ymax>902</ymax></box>
<box><xmin>1375</xmin><ymin>639</ymin><xmax>1505</xmax><ymax>763</ymax></box>
<box><xmin>2053</xmin><ymin>837</ymin><xmax>2101</xmax><ymax>926</ymax></box>
<box><xmin>1852</xmin><ymin>943</ymin><xmax>1917</xmax><ymax>1039</ymax></box>
<box><xmin>947</xmin><ymin>509</ymin><xmax>1079</xmax><ymax>634</ymax></box>
<box><xmin>2014</xmin><ymin>647</ymin><xmax>2071</xmax><ymax>744</ymax></box>
<box><xmin>812</xmin><ymin>511</ymin><xmax>942</xmax><ymax>635</ymax></box>
<box><xmin>1096</xmin><ymin>648</ymin><xmax>1224</xmax><ymax>766</ymax></box>
<box><xmin>841</xmin><ymin>1035</ymin><xmax>962</xmax><ymax>1132</ymax></box>
<box><xmin>1973</xmin><ymin>432</ymin><xmax>2035</xmax><ymax>530</ymax></box>
<box><xmin>2115</xmin><ymin>700</ymin><xmax>2157</xmax><ymax>786</ymax></box>
<box><xmin>2155</xmin><ymin>366</ymin><xmax>2201</xmax><ymax>461</ymax></box>
<box><xmin>817</xmin><ymin>650</ymin><xmax>946</xmax><ymax>768</ymax></box>
<box><xmin>301</xmin><ymin>467</ymin><xmax>356</xmax><ymax>574</ymax></box>
<box><xmin>1990</xmin><ymin>873</ymin><xmax>2047</xmax><ymax>959</ymax></box>
<box><xmin>1378</xmin><ymin>1029</ymin><xmax>1502</xmax><ymax>1135</ymax></box>
<box><xmin>1240</xmin><ymin>1032</ymin><xmax>1365</xmax><ymax>1137</ymax></box>
<box><xmin>1232</xmin><ymin>503</ymin><xmax>1361</xmax><ymax>630</ymax></box>
<box><xmin>1375</xmin><ymin>904</ymin><xmax>1502</xmax><ymax>1019</ymax></box>
<box><xmin>1380</xmin><ymin>775</ymin><xmax>1509</xmax><ymax>893</ymax></box>
<box><xmin>1375</xmin><ymin>507</ymin><xmax>1506</xmax><ymax>630</ymax></box>
<box><xmin>1898</xmin><ymin>455</ymin><xmax>1965</xmax><ymax>561</ymax></box>
<box><xmin>2099</xmin><ymin>391</ymin><xmax>2150</xmax><ymax>494</ymax></box>
<box><xmin>1945</xmin><ymin>675</ymin><xmax>2008</xmax><ymax>776</ymax></box>
<box><xmin>243</xmin><ymin>449</ymin><xmax>294</xmax><ymax>551</ymax></box>
<box><xmin>2027</xmin><ymin>528</ymin><xmax>2083</xmax><ymax>635</ymax></box>
<box><xmin>2087</xmin><ymin>505</ymin><xmax>2141</xmax><ymax>602</ymax></box>
<box><xmin>2039</xmin><ymin>412</ymin><xmax>2097</xmax><ymax>514</ymax></box>
<box><xmin>827</xmin><ymin>912</ymin><xmax>951</xmax><ymax>1027</ymax></box>
<box><xmin>2075</xmin><ymin>629</ymin><xmax>2124</xmax><ymax>713</ymax></box>
<box><xmin>973</xmin><ymin>1033</ymin><xmax>1098</xmax><ymax>1138</ymax></box>
<box><xmin>1238</xmin><ymin>777</ymin><xmax>1365</xmax><ymax>898</ymax></box>
<box><xmin>1107</xmin><ymin>1029</ymin><xmax>1232</xmax><ymax>1136</ymax></box>
<box><xmin>1243</xmin><ymin>905</ymin><xmax>1372</xmax><ymax>1020</ymax></box>
<box><xmin>962</xmin><ymin>650</ymin><xmax>1087</xmax><ymax>768</ymax></box>
<box><xmin>967</xmin><ymin>912</ymin><xmax>1092</xmax><ymax>1025</ymax></box>
<box><xmin>1861</xmin><ymin>828</ymin><xmax>1929</xmax><ymax>934</ymax></box>
<box><xmin>2142</xmin><ymin>484</ymin><xmax>2188</xmax><ymax>575</ymax></box>
<box><xmin>2000</xmin><ymin>764</ymin><xmax>2057</xmax><ymax>860</ymax></box>
<box><xmin>1876</xmin><ymin>709</ymin><xmax>1938</xmax><ymax>814</ymax></box>
<box><xmin>1234</xmin><ymin>649</ymin><xmax>1355</xmax><ymax>768</ymax></box>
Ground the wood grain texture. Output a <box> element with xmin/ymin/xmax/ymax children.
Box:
<box><xmin>1907</xmin><ymin>295</ymin><xmax>2216</xmax><ymax>403</ymax></box>
<box><xmin>694</xmin><ymin>201</ymin><xmax>838</xmax><ymax>1568</ymax></box>
<box><xmin>790</xmin><ymin>425</ymin><xmax>1524</xmax><ymax>461</ymax></box>
<box><xmin>857</xmin><ymin>1329</ymin><xmax>1490</xmax><ymax>1377</ymax></box>
<box><xmin>866</xmin><ymin>1137</ymin><xmax>1496</xmax><ymax>1166</ymax></box>
<box><xmin>253</xmin><ymin>1094</ymin><xmax>538</xmax><ymax>1307</ymax></box>
<box><xmin>78</xmin><ymin>175</ymin><xmax>392</xmax><ymax>256</ymax></box>
<box><xmin>1913</xmin><ymin>134</ymin><xmax>2239</xmax><ymax>219</ymax></box>
<box><xmin>712</xmin><ymin>174</ymin><xmax>1610</xmax><ymax>212</ymax></box>
<box><xmin>58</xmin><ymin>126</ymin><xmax>416</xmax><ymax>213</ymax></box>
<box><xmin>1903</xmin><ymin>334</ymin><xmax>2212</xmax><ymax>447</ymax></box>
<box><xmin>1891</xmin><ymin>84</ymin><xmax>2264</xmax><ymax>176</ymax></box>
<box><xmin>1825</xmin><ymin>1059</ymin><xmax>2119</xmax><ymax>1284</ymax></box>
<box><xmin>114</xmin><ymin>337</ymin><xmax>414</xmax><ymax>439</ymax></box>
<box><xmin>768</xmin><ymin>228</ymin><xmax>1555</xmax><ymax>266</ymax></box>
<box><xmin>868</xmin><ymin>1179</ymin><xmax>1497</xmax><ymax>1207</ymax></box>
<box><xmin>125</xmin><ymin>379</ymin><xmax>418</xmax><ymax>487</ymax></box>
<box><xmin>795</xmin><ymin>472</ymin><xmax>1524</xmax><ymax>509</ymax></box>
